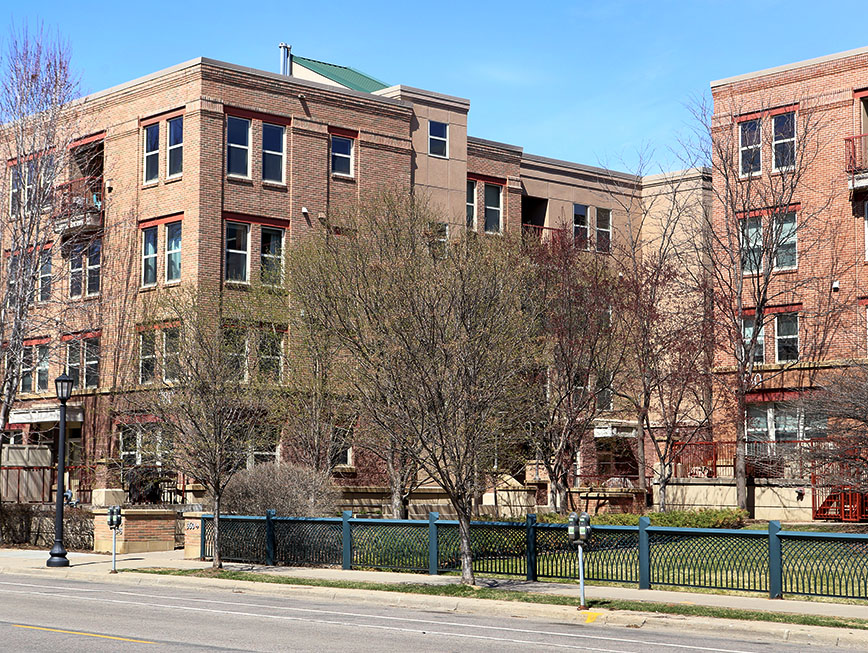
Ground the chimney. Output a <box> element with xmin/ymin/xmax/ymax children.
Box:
<box><xmin>279</xmin><ymin>43</ymin><xmax>292</xmax><ymax>76</ymax></box>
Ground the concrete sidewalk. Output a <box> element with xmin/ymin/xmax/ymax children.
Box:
<box><xmin>2</xmin><ymin>547</ymin><xmax>867</xmax><ymax>622</ymax></box>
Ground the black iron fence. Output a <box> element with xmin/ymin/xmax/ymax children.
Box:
<box><xmin>199</xmin><ymin>512</ymin><xmax>868</xmax><ymax>601</ymax></box>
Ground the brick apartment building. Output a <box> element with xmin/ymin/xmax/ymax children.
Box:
<box><xmin>661</xmin><ymin>46</ymin><xmax>868</xmax><ymax>521</ymax></box>
<box><xmin>2</xmin><ymin>51</ymin><xmax>662</xmax><ymax>511</ymax></box>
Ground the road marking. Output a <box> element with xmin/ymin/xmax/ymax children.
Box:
<box><xmin>585</xmin><ymin>612</ymin><xmax>601</xmax><ymax>623</ymax></box>
<box><xmin>13</xmin><ymin>624</ymin><xmax>156</xmax><ymax>644</ymax></box>
<box><xmin>0</xmin><ymin>581</ymin><xmax>764</xmax><ymax>653</ymax></box>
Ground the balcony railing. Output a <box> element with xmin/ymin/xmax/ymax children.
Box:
<box><xmin>53</xmin><ymin>176</ymin><xmax>103</xmax><ymax>234</ymax></box>
<box><xmin>845</xmin><ymin>134</ymin><xmax>868</xmax><ymax>175</ymax></box>
<box><xmin>521</xmin><ymin>223</ymin><xmax>566</xmax><ymax>245</ymax></box>
<box><xmin>0</xmin><ymin>464</ymin><xmax>95</xmax><ymax>504</ymax></box>
<box><xmin>672</xmin><ymin>439</ymin><xmax>819</xmax><ymax>480</ymax></box>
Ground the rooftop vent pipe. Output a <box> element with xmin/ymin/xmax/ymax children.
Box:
<box><xmin>279</xmin><ymin>43</ymin><xmax>292</xmax><ymax>76</ymax></box>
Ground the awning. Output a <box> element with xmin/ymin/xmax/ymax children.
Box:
<box><xmin>8</xmin><ymin>405</ymin><xmax>84</xmax><ymax>424</ymax></box>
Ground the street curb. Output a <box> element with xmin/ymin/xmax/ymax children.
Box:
<box><xmin>2</xmin><ymin>566</ymin><xmax>866</xmax><ymax>649</ymax></box>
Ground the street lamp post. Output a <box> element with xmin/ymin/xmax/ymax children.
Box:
<box><xmin>47</xmin><ymin>373</ymin><xmax>74</xmax><ymax>568</ymax></box>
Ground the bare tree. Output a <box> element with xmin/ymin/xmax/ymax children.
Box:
<box><xmin>292</xmin><ymin>191</ymin><xmax>535</xmax><ymax>583</ymax></box>
<box><xmin>124</xmin><ymin>289</ymin><xmax>280</xmax><ymax>568</ymax></box>
<box><xmin>523</xmin><ymin>232</ymin><xmax>627</xmax><ymax>514</ymax></box>
<box><xmin>687</xmin><ymin>93</ymin><xmax>850</xmax><ymax>511</ymax></box>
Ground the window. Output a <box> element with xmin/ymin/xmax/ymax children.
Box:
<box><xmin>143</xmin><ymin>123</ymin><xmax>159</xmax><ymax>183</ymax></box>
<box><xmin>258</xmin><ymin>331</ymin><xmax>282</xmax><ymax>382</ymax></box>
<box><xmin>142</xmin><ymin>227</ymin><xmax>158</xmax><ymax>286</ymax></box>
<box><xmin>10</xmin><ymin>162</ymin><xmax>36</xmax><ymax>215</ymax></box>
<box><xmin>466</xmin><ymin>181</ymin><xmax>476</xmax><ymax>229</ymax></box>
<box><xmin>335</xmin><ymin>444</ymin><xmax>353</xmax><ymax>467</ymax></box>
<box><xmin>596</xmin><ymin>372</ymin><xmax>613</xmax><ymax>411</ymax></box>
<box><xmin>166</xmin><ymin>222</ymin><xmax>182</xmax><ymax>283</ymax></box>
<box><xmin>773</xmin><ymin>112</ymin><xmax>795</xmax><ymax>171</ymax></box>
<box><xmin>120</xmin><ymin>423</ymin><xmax>161</xmax><ymax>466</ymax></box>
<box><xmin>484</xmin><ymin>184</ymin><xmax>502</xmax><ymax>234</ymax></box>
<box><xmin>746</xmin><ymin>403</ymin><xmax>823</xmax><ymax>443</ymax></box>
<box><xmin>163</xmin><ymin>327</ymin><xmax>180</xmax><ymax>382</ymax></box>
<box><xmin>167</xmin><ymin>116</ymin><xmax>183</xmax><ymax>178</ymax></box>
<box><xmin>262</xmin><ymin>124</ymin><xmax>285</xmax><ymax>183</ymax></box>
<box><xmin>223</xmin><ymin>329</ymin><xmax>248</xmax><ymax>379</ymax></box>
<box><xmin>225</xmin><ymin>222</ymin><xmax>249</xmax><ymax>282</ymax></box>
<box><xmin>428</xmin><ymin>120</ymin><xmax>448</xmax><ymax>157</ymax></box>
<box><xmin>84</xmin><ymin>337</ymin><xmax>99</xmax><ymax>388</ymax></box>
<box><xmin>742</xmin><ymin>316</ymin><xmax>764</xmax><ymax>365</ymax></box>
<box><xmin>740</xmin><ymin>118</ymin><xmax>761</xmax><ymax>175</ymax></box>
<box><xmin>331</xmin><ymin>135</ymin><xmax>353</xmax><ymax>176</ymax></box>
<box><xmin>21</xmin><ymin>344</ymin><xmax>48</xmax><ymax>393</ymax></box>
<box><xmin>260</xmin><ymin>227</ymin><xmax>284</xmax><ymax>285</ymax></box>
<box><xmin>429</xmin><ymin>222</ymin><xmax>448</xmax><ymax>259</ymax></box>
<box><xmin>227</xmin><ymin>116</ymin><xmax>250</xmax><ymax>177</ymax></box>
<box><xmin>66</xmin><ymin>340</ymin><xmax>80</xmax><ymax>389</ymax></box>
<box><xmin>573</xmin><ymin>204</ymin><xmax>589</xmax><ymax>250</ymax></box>
<box><xmin>774</xmin><ymin>211</ymin><xmax>797</xmax><ymax>269</ymax></box>
<box><xmin>776</xmin><ymin>313</ymin><xmax>799</xmax><ymax>363</ymax></box>
<box><xmin>746</xmin><ymin>405</ymin><xmax>769</xmax><ymax>441</ymax></box>
<box><xmin>38</xmin><ymin>251</ymin><xmax>51</xmax><ymax>302</ymax></box>
<box><xmin>741</xmin><ymin>216</ymin><xmax>762</xmax><ymax>273</ymax></box>
<box><xmin>596</xmin><ymin>208</ymin><xmax>611</xmax><ymax>253</ymax></box>
<box><xmin>69</xmin><ymin>240</ymin><xmax>100</xmax><ymax>297</ymax></box>
<box><xmin>140</xmin><ymin>332</ymin><xmax>156</xmax><ymax>384</ymax></box>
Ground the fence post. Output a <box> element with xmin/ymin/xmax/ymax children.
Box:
<box><xmin>199</xmin><ymin>515</ymin><xmax>206</xmax><ymax>561</ymax></box>
<box><xmin>428</xmin><ymin>512</ymin><xmax>439</xmax><ymax>575</ymax></box>
<box><xmin>265</xmin><ymin>509</ymin><xmax>276</xmax><ymax>566</ymax></box>
<box><xmin>768</xmin><ymin>520</ymin><xmax>782</xmax><ymax>599</ymax></box>
<box><xmin>342</xmin><ymin>510</ymin><xmax>352</xmax><ymax>570</ymax></box>
<box><xmin>638</xmin><ymin>516</ymin><xmax>650</xmax><ymax>590</ymax></box>
<box><xmin>526</xmin><ymin>514</ymin><xmax>537</xmax><ymax>582</ymax></box>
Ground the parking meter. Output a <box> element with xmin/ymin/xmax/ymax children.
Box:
<box><xmin>107</xmin><ymin>506</ymin><xmax>122</xmax><ymax>574</ymax></box>
<box><xmin>567</xmin><ymin>512</ymin><xmax>592</xmax><ymax>610</ymax></box>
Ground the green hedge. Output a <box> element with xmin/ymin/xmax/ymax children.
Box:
<box><xmin>476</xmin><ymin>509</ymin><xmax>748</xmax><ymax>530</ymax></box>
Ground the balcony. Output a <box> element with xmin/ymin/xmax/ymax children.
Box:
<box><xmin>53</xmin><ymin>176</ymin><xmax>103</xmax><ymax>234</ymax></box>
<box><xmin>521</xmin><ymin>223</ymin><xmax>566</xmax><ymax>246</ymax></box>
<box><xmin>844</xmin><ymin>134</ymin><xmax>868</xmax><ymax>190</ymax></box>
<box><xmin>672</xmin><ymin>439</ymin><xmax>819</xmax><ymax>480</ymax></box>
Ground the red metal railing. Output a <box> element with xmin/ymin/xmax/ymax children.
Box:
<box><xmin>845</xmin><ymin>134</ymin><xmax>868</xmax><ymax>174</ymax></box>
<box><xmin>521</xmin><ymin>223</ymin><xmax>567</xmax><ymax>245</ymax></box>
<box><xmin>0</xmin><ymin>465</ymin><xmax>95</xmax><ymax>504</ymax></box>
<box><xmin>672</xmin><ymin>440</ymin><xmax>816</xmax><ymax>479</ymax></box>
<box><xmin>53</xmin><ymin>176</ymin><xmax>103</xmax><ymax>226</ymax></box>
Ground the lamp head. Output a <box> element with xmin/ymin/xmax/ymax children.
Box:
<box><xmin>55</xmin><ymin>373</ymin><xmax>73</xmax><ymax>402</ymax></box>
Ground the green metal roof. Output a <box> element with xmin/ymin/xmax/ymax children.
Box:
<box><xmin>292</xmin><ymin>55</ymin><xmax>389</xmax><ymax>93</ymax></box>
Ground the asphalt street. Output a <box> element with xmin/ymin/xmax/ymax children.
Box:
<box><xmin>0</xmin><ymin>573</ymin><xmax>857</xmax><ymax>652</ymax></box>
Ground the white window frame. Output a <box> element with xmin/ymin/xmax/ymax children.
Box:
<box><xmin>85</xmin><ymin>240</ymin><xmax>101</xmax><ymax>297</ymax></box>
<box><xmin>226</xmin><ymin>116</ymin><xmax>251</xmax><ymax>178</ymax></box>
<box><xmin>428</xmin><ymin>120</ymin><xmax>448</xmax><ymax>158</ymax></box>
<box><xmin>69</xmin><ymin>245</ymin><xmax>83</xmax><ymax>299</ymax></box>
<box><xmin>142</xmin><ymin>226</ymin><xmax>158</xmax><ymax>287</ymax></box>
<box><xmin>224</xmin><ymin>329</ymin><xmax>249</xmax><ymax>382</ymax></box>
<box><xmin>775</xmin><ymin>313</ymin><xmax>799</xmax><ymax>363</ymax></box>
<box><xmin>773</xmin><ymin>211</ymin><xmax>797</xmax><ymax>270</ymax></box>
<box><xmin>772</xmin><ymin>111</ymin><xmax>795</xmax><ymax>172</ymax></box>
<box><xmin>330</xmin><ymin>135</ymin><xmax>354</xmax><ymax>177</ymax></box>
<box><xmin>139</xmin><ymin>332</ymin><xmax>157</xmax><ymax>384</ymax></box>
<box><xmin>261</xmin><ymin>123</ymin><xmax>285</xmax><ymax>184</ymax></box>
<box><xmin>83</xmin><ymin>337</ymin><xmax>99</xmax><ymax>389</ymax></box>
<box><xmin>863</xmin><ymin>201</ymin><xmax>868</xmax><ymax>262</ymax></box>
<box><xmin>66</xmin><ymin>340</ymin><xmax>81</xmax><ymax>389</ymax></box>
<box><xmin>739</xmin><ymin>118</ymin><xmax>761</xmax><ymax>177</ymax></box>
<box><xmin>224</xmin><ymin>222</ymin><xmax>250</xmax><ymax>283</ymax></box>
<box><xmin>741</xmin><ymin>216</ymin><xmax>762</xmax><ymax>274</ymax></box>
<box><xmin>742</xmin><ymin>316</ymin><xmax>765</xmax><ymax>365</ymax></box>
<box><xmin>143</xmin><ymin>123</ymin><xmax>160</xmax><ymax>184</ymax></box>
<box><xmin>260</xmin><ymin>227</ymin><xmax>284</xmax><ymax>286</ymax></box>
<box><xmin>484</xmin><ymin>183</ymin><xmax>502</xmax><ymax>234</ymax></box>
<box><xmin>163</xmin><ymin>327</ymin><xmax>180</xmax><ymax>383</ymax></box>
<box><xmin>167</xmin><ymin>116</ymin><xmax>183</xmax><ymax>179</ymax></box>
<box><xmin>466</xmin><ymin>180</ymin><xmax>476</xmax><ymax>230</ymax></box>
<box><xmin>595</xmin><ymin>208</ymin><xmax>611</xmax><ymax>254</ymax></box>
<box><xmin>573</xmin><ymin>204</ymin><xmax>589</xmax><ymax>250</ymax></box>
<box><xmin>21</xmin><ymin>344</ymin><xmax>49</xmax><ymax>393</ymax></box>
<box><xmin>165</xmin><ymin>221</ymin><xmax>182</xmax><ymax>283</ymax></box>
<box><xmin>20</xmin><ymin>345</ymin><xmax>35</xmax><ymax>393</ymax></box>
<box><xmin>38</xmin><ymin>250</ymin><xmax>51</xmax><ymax>302</ymax></box>
<box><xmin>258</xmin><ymin>331</ymin><xmax>283</xmax><ymax>382</ymax></box>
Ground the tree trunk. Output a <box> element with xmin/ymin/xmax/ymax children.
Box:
<box><xmin>658</xmin><ymin>464</ymin><xmax>670</xmax><ymax>512</ymax></box>
<box><xmin>636</xmin><ymin>419</ymin><xmax>647</xmax><ymax>494</ymax></box>
<box><xmin>212</xmin><ymin>493</ymin><xmax>223</xmax><ymax>569</ymax></box>
<box><xmin>552</xmin><ymin>477</ymin><xmax>569</xmax><ymax>515</ymax></box>
<box><xmin>390</xmin><ymin>484</ymin><xmax>406</xmax><ymax>520</ymax></box>
<box><xmin>735</xmin><ymin>391</ymin><xmax>748</xmax><ymax>513</ymax></box>
<box><xmin>456</xmin><ymin>509</ymin><xmax>475</xmax><ymax>585</ymax></box>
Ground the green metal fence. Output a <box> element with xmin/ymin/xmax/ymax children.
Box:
<box><xmin>200</xmin><ymin>512</ymin><xmax>868</xmax><ymax>600</ymax></box>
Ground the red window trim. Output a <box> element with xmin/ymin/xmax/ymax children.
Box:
<box><xmin>854</xmin><ymin>89</ymin><xmax>868</xmax><ymax>100</ymax></box>
<box><xmin>224</xmin><ymin>211</ymin><xmax>289</xmax><ymax>228</ymax></box>
<box><xmin>745</xmin><ymin>389</ymin><xmax>802</xmax><ymax>403</ymax></box>
<box><xmin>6</xmin><ymin>149</ymin><xmax>53</xmax><ymax>168</ymax></box>
<box><xmin>113</xmin><ymin>414</ymin><xmax>160</xmax><ymax>425</ymax></box>
<box><xmin>61</xmin><ymin>330</ymin><xmax>102</xmax><ymax>342</ymax></box>
<box><xmin>737</xmin><ymin>203</ymin><xmax>801</xmax><ymax>219</ymax></box>
<box><xmin>736</xmin><ymin>103</ymin><xmax>799</xmax><ymax>123</ymax></box>
<box><xmin>4</xmin><ymin>242</ymin><xmax>53</xmax><ymax>258</ymax></box>
<box><xmin>69</xmin><ymin>131</ymin><xmax>106</xmax><ymax>149</ymax></box>
<box><xmin>328</xmin><ymin>126</ymin><xmax>359</xmax><ymax>139</ymax></box>
<box><xmin>139</xmin><ymin>212</ymin><xmax>184</xmax><ymax>229</ymax></box>
<box><xmin>22</xmin><ymin>336</ymin><xmax>50</xmax><ymax>346</ymax></box>
<box><xmin>467</xmin><ymin>172</ymin><xmax>506</xmax><ymax>186</ymax></box>
<box><xmin>5</xmin><ymin>423</ymin><xmax>26</xmax><ymax>430</ymax></box>
<box><xmin>140</xmin><ymin>108</ymin><xmax>185</xmax><ymax>127</ymax></box>
<box><xmin>742</xmin><ymin>303</ymin><xmax>802</xmax><ymax>317</ymax></box>
<box><xmin>225</xmin><ymin>107</ymin><xmax>291</xmax><ymax>127</ymax></box>
<box><xmin>858</xmin><ymin>296</ymin><xmax>868</xmax><ymax>306</ymax></box>
<box><xmin>136</xmin><ymin>321</ymin><xmax>181</xmax><ymax>333</ymax></box>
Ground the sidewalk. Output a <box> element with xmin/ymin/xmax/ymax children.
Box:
<box><xmin>2</xmin><ymin>547</ymin><xmax>866</xmax><ymax>622</ymax></box>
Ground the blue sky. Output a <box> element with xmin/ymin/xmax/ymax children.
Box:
<box><xmin>6</xmin><ymin>1</ymin><xmax>868</xmax><ymax>172</ymax></box>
